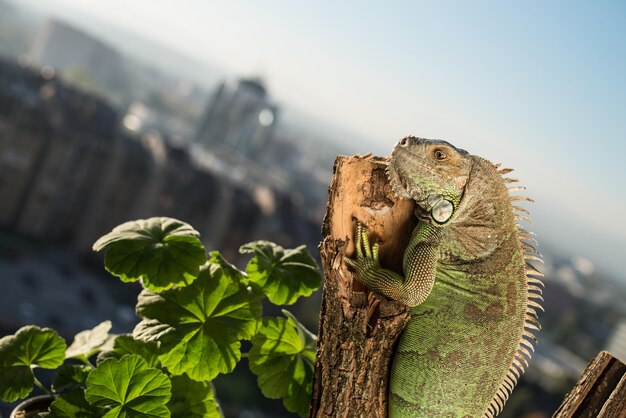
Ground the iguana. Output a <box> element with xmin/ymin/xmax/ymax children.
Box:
<box><xmin>346</xmin><ymin>136</ymin><xmax>543</xmax><ymax>418</ymax></box>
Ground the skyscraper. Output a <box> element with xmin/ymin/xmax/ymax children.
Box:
<box><xmin>195</xmin><ymin>77</ymin><xmax>278</xmax><ymax>158</ymax></box>
<box><xmin>29</xmin><ymin>18</ymin><xmax>128</xmax><ymax>101</ymax></box>
<box><xmin>607</xmin><ymin>320</ymin><xmax>626</xmax><ymax>363</ymax></box>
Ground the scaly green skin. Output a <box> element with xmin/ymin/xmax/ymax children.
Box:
<box><xmin>347</xmin><ymin>137</ymin><xmax>540</xmax><ymax>418</ymax></box>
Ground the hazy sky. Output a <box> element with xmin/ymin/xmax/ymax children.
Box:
<box><xmin>17</xmin><ymin>0</ymin><xmax>626</xmax><ymax>278</ymax></box>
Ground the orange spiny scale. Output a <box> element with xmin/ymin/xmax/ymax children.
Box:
<box><xmin>528</xmin><ymin>284</ymin><xmax>543</xmax><ymax>294</ymax></box>
<box><xmin>523</xmin><ymin>333</ymin><xmax>539</xmax><ymax>345</ymax></box>
<box><xmin>524</xmin><ymin>322</ymin><xmax>541</xmax><ymax>332</ymax></box>
<box><xmin>503</xmin><ymin>177</ymin><xmax>520</xmax><ymax>184</ymax></box>
<box><xmin>522</xmin><ymin>241</ymin><xmax>538</xmax><ymax>253</ymax></box>
<box><xmin>528</xmin><ymin>300</ymin><xmax>544</xmax><ymax>311</ymax></box>
<box><xmin>510</xmin><ymin>195</ymin><xmax>535</xmax><ymax>202</ymax></box>
<box><xmin>513</xmin><ymin>205</ymin><xmax>530</xmax><ymax>214</ymax></box>
<box><xmin>515</xmin><ymin>354</ymin><xmax>529</xmax><ymax>369</ymax></box>
<box><xmin>526</xmin><ymin>307</ymin><xmax>539</xmax><ymax>318</ymax></box>
<box><xmin>524</xmin><ymin>254</ymin><xmax>544</xmax><ymax>263</ymax></box>
<box><xmin>507</xmin><ymin>186</ymin><xmax>527</xmax><ymax>193</ymax></box>
<box><xmin>525</xmin><ymin>262</ymin><xmax>543</xmax><ymax>275</ymax></box>
<box><xmin>525</xmin><ymin>265</ymin><xmax>544</xmax><ymax>276</ymax></box>
<box><xmin>497</xmin><ymin>387</ymin><xmax>510</xmax><ymax>401</ymax></box>
<box><xmin>491</xmin><ymin>396</ymin><xmax>504</xmax><ymax>414</ymax></box>
<box><xmin>484</xmin><ymin>405</ymin><xmax>496</xmax><ymax>418</ymax></box>
<box><xmin>522</xmin><ymin>237</ymin><xmax>539</xmax><ymax>247</ymax></box>
<box><xmin>525</xmin><ymin>317</ymin><xmax>541</xmax><ymax>331</ymax></box>
<box><xmin>527</xmin><ymin>278</ymin><xmax>544</xmax><ymax>288</ymax></box>
<box><xmin>520</xmin><ymin>338</ymin><xmax>536</xmax><ymax>353</ymax></box>
<box><xmin>507</xmin><ymin>374</ymin><xmax>518</xmax><ymax>385</ymax></box>
<box><xmin>502</xmin><ymin>376</ymin><xmax>515</xmax><ymax>392</ymax></box>
<box><xmin>509</xmin><ymin>366</ymin><xmax>521</xmax><ymax>379</ymax></box>
<box><xmin>520</xmin><ymin>236</ymin><xmax>535</xmax><ymax>245</ymax></box>
<box><xmin>497</xmin><ymin>167</ymin><xmax>514</xmax><ymax>174</ymax></box>
<box><xmin>523</xmin><ymin>248</ymin><xmax>541</xmax><ymax>256</ymax></box>
<box><xmin>518</xmin><ymin>346</ymin><xmax>533</xmax><ymax>360</ymax></box>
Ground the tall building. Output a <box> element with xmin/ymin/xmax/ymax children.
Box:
<box><xmin>195</xmin><ymin>77</ymin><xmax>278</xmax><ymax>158</ymax></box>
<box><xmin>29</xmin><ymin>18</ymin><xmax>128</xmax><ymax>100</ymax></box>
<box><xmin>0</xmin><ymin>58</ymin><xmax>118</xmax><ymax>242</ymax></box>
<box><xmin>607</xmin><ymin>320</ymin><xmax>626</xmax><ymax>363</ymax></box>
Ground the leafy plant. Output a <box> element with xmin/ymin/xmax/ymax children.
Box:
<box><xmin>0</xmin><ymin>217</ymin><xmax>321</xmax><ymax>417</ymax></box>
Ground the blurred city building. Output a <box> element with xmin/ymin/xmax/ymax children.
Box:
<box><xmin>0</xmin><ymin>57</ymin><xmax>319</xmax><ymax>258</ymax></box>
<box><xmin>0</xmin><ymin>58</ymin><xmax>117</xmax><ymax>242</ymax></box>
<box><xmin>29</xmin><ymin>18</ymin><xmax>129</xmax><ymax>105</ymax></box>
<box><xmin>195</xmin><ymin>77</ymin><xmax>278</xmax><ymax>159</ymax></box>
<box><xmin>607</xmin><ymin>321</ymin><xmax>626</xmax><ymax>363</ymax></box>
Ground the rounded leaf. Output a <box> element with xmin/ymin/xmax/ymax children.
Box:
<box><xmin>66</xmin><ymin>320</ymin><xmax>113</xmax><ymax>360</ymax></box>
<box><xmin>97</xmin><ymin>334</ymin><xmax>160</xmax><ymax>368</ymax></box>
<box><xmin>85</xmin><ymin>354</ymin><xmax>171</xmax><ymax>418</ymax></box>
<box><xmin>240</xmin><ymin>241</ymin><xmax>321</xmax><ymax>305</ymax></box>
<box><xmin>52</xmin><ymin>364</ymin><xmax>91</xmax><ymax>393</ymax></box>
<box><xmin>49</xmin><ymin>388</ymin><xmax>104</xmax><ymax>417</ymax></box>
<box><xmin>93</xmin><ymin>217</ymin><xmax>207</xmax><ymax>292</ymax></box>
<box><xmin>248</xmin><ymin>315</ymin><xmax>316</xmax><ymax>417</ymax></box>
<box><xmin>134</xmin><ymin>263</ymin><xmax>261</xmax><ymax>381</ymax></box>
<box><xmin>168</xmin><ymin>375</ymin><xmax>221</xmax><ymax>418</ymax></box>
<box><xmin>0</xmin><ymin>326</ymin><xmax>66</xmax><ymax>402</ymax></box>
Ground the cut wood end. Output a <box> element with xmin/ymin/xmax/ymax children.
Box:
<box><xmin>326</xmin><ymin>155</ymin><xmax>415</xmax><ymax>274</ymax></box>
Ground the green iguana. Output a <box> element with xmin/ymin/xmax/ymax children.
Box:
<box><xmin>346</xmin><ymin>136</ymin><xmax>543</xmax><ymax>418</ymax></box>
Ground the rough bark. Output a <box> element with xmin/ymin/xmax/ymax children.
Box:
<box><xmin>308</xmin><ymin>155</ymin><xmax>415</xmax><ymax>418</ymax></box>
<box><xmin>553</xmin><ymin>351</ymin><xmax>626</xmax><ymax>418</ymax></box>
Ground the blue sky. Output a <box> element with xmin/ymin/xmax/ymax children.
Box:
<box><xmin>17</xmin><ymin>0</ymin><xmax>626</xmax><ymax>278</ymax></box>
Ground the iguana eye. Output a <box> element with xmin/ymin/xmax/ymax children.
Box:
<box><xmin>433</xmin><ymin>149</ymin><xmax>448</xmax><ymax>161</ymax></box>
<box><xmin>398</xmin><ymin>137</ymin><xmax>409</xmax><ymax>147</ymax></box>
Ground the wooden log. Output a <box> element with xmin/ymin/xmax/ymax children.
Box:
<box><xmin>308</xmin><ymin>155</ymin><xmax>414</xmax><ymax>418</ymax></box>
<box><xmin>553</xmin><ymin>351</ymin><xmax>626</xmax><ymax>418</ymax></box>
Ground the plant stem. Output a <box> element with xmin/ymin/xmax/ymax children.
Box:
<box><xmin>80</xmin><ymin>356</ymin><xmax>95</xmax><ymax>368</ymax></box>
<box><xmin>33</xmin><ymin>376</ymin><xmax>53</xmax><ymax>396</ymax></box>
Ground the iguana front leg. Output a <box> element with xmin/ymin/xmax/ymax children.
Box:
<box><xmin>346</xmin><ymin>220</ymin><xmax>443</xmax><ymax>307</ymax></box>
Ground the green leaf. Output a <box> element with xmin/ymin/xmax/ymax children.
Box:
<box><xmin>97</xmin><ymin>335</ymin><xmax>160</xmax><ymax>368</ymax></box>
<box><xmin>168</xmin><ymin>375</ymin><xmax>221</xmax><ymax>418</ymax></box>
<box><xmin>52</xmin><ymin>364</ymin><xmax>91</xmax><ymax>393</ymax></box>
<box><xmin>240</xmin><ymin>241</ymin><xmax>321</xmax><ymax>305</ymax></box>
<box><xmin>85</xmin><ymin>354</ymin><xmax>171</xmax><ymax>418</ymax></box>
<box><xmin>49</xmin><ymin>388</ymin><xmax>103</xmax><ymax>418</ymax></box>
<box><xmin>93</xmin><ymin>217</ymin><xmax>207</xmax><ymax>292</ymax></box>
<box><xmin>66</xmin><ymin>321</ymin><xmax>113</xmax><ymax>360</ymax></box>
<box><xmin>0</xmin><ymin>326</ymin><xmax>66</xmax><ymax>402</ymax></box>
<box><xmin>248</xmin><ymin>314</ymin><xmax>317</xmax><ymax>417</ymax></box>
<box><xmin>133</xmin><ymin>319</ymin><xmax>174</xmax><ymax>342</ymax></box>
<box><xmin>134</xmin><ymin>263</ymin><xmax>261</xmax><ymax>381</ymax></box>
<box><xmin>209</xmin><ymin>251</ymin><xmax>246</xmax><ymax>282</ymax></box>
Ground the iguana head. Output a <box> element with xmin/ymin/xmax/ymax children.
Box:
<box><xmin>387</xmin><ymin>136</ymin><xmax>472</xmax><ymax>224</ymax></box>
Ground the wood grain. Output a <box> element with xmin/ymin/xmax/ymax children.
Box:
<box><xmin>553</xmin><ymin>351</ymin><xmax>626</xmax><ymax>418</ymax></box>
<box><xmin>308</xmin><ymin>155</ymin><xmax>414</xmax><ymax>418</ymax></box>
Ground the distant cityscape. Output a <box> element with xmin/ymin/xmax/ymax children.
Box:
<box><xmin>0</xmin><ymin>3</ymin><xmax>625</xmax><ymax>418</ymax></box>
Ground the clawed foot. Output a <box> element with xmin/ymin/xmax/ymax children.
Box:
<box><xmin>345</xmin><ymin>219</ymin><xmax>380</xmax><ymax>274</ymax></box>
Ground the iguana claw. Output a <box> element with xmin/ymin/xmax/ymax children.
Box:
<box><xmin>345</xmin><ymin>220</ymin><xmax>380</xmax><ymax>273</ymax></box>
